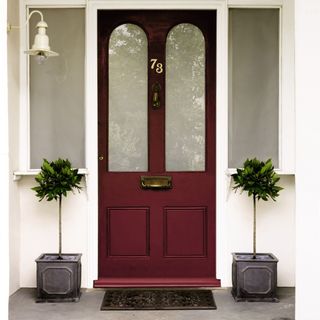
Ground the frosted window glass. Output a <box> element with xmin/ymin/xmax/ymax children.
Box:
<box><xmin>166</xmin><ymin>24</ymin><xmax>205</xmax><ymax>172</ymax></box>
<box><xmin>30</xmin><ymin>8</ymin><xmax>85</xmax><ymax>169</ymax></box>
<box><xmin>228</xmin><ymin>9</ymin><xmax>279</xmax><ymax>168</ymax></box>
<box><xmin>108</xmin><ymin>24</ymin><xmax>148</xmax><ymax>172</ymax></box>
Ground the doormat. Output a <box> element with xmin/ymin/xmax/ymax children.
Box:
<box><xmin>100</xmin><ymin>289</ymin><xmax>217</xmax><ymax>310</ymax></box>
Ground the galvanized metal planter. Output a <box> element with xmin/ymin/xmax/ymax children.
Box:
<box><xmin>232</xmin><ymin>252</ymin><xmax>279</xmax><ymax>302</ymax></box>
<box><xmin>36</xmin><ymin>253</ymin><xmax>82</xmax><ymax>302</ymax></box>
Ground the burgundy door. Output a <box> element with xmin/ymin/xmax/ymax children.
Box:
<box><xmin>95</xmin><ymin>10</ymin><xmax>219</xmax><ymax>287</ymax></box>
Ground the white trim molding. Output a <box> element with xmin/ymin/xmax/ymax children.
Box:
<box><xmin>0</xmin><ymin>0</ymin><xmax>9</xmax><ymax>317</ymax></box>
<box><xmin>19</xmin><ymin>1</ymin><xmax>87</xmax><ymax>172</ymax></box>
<box><xmin>295</xmin><ymin>1</ymin><xmax>320</xmax><ymax>319</ymax></box>
<box><xmin>228</xmin><ymin>0</ymin><xmax>285</xmax><ymax>6</ymax></box>
<box><xmin>227</xmin><ymin>0</ymin><xmax>295</xmax><ymax>173</ymax></box>
<box><xmin>24</xmin><ymin>0</ymin><xmax>86</xmax><ymax>5</ymax></box>
<box><xmin>86</xmin><ymin>0</ymin><xmax>229</xmax><ymax>287</ymax></box>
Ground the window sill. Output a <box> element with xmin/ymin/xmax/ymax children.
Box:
<box><xmin>13</xmin><ymin>168</ymin><xmax>89</xmax><ymax>181</ymax></box>
<box><xmin>225</xmin><ymin>168</ymin><xmax>295</xmax><ymax>176</ymax></box>
<box><xmin>224</xmin><ymin>168</ymin><xmax>295</xmax><ymax>201</ymax></box>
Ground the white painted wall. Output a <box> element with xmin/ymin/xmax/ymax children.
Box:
<box><xmin>18</xmin><ymin>177</ymin><xmax>88</xmax><ymax>287</ymax></box>
<box><xmin>17</xmin><ymin>175</ymin><xmax>295</xmax><ymax>288</ymax></box>
<box><xmin>225</xmin><ymin>175</ymin><xmax>295</xmax><ymax>287</ymax></box>
<box><xmin>0</xmin><ymin>0</ymin><xmax>9</xmax><ymax>317</ymax></box>
<box><xmin>8</xmin><ymin>0</ymin><xmax>21</xmax><ymax>295</ymax></box>
<box><xmin>295</xmin><ymin>1</ymin><xmax>320</xmax><ymax>319</ymax></box>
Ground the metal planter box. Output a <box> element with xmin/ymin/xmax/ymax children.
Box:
<box><xmin>36</xmin><ymin>253</ymin><xmax>82</xmax><ymax>302</ymax></box>
<box><xmin>232</xmin><ymin>252</ymin><xmax>279</xmax><ymax>302</ymax></box>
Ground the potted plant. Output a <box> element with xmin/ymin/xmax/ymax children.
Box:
<box><xmin>32</xmin><ymin>158</ymin><xmax>83</xmax><ymax>302</ymax></box>
<box><xmin>231</xmin><ymin>158</ymin><xmax>283</xmax><ymax>302</ymax></box>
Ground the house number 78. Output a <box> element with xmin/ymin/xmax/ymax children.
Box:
<box><xmin>150</xmin><ymin>58</ymin><xmax>163</xmax><ymax>74</ymax></box>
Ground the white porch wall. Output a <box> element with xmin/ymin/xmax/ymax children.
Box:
<box><xmin>225</xmin><ymin>175</ymin><xmax>295</xmax><ymax>287</ymax></box>
<box><xmin>295</xmin><ymin>0</ymin><xmax>320</xmax><ymax>319</ymax></box>
<box><xmin>17</xmin><ymin>176</ymin><xmax>295</xmax><ymax>288</ymax></box>
<box><xmin>19</xmin><ymin>177</ymin><xmax>88</xmax><ymax>288</ymax></box>
<box><xmin>1</xmin><ymin>0</ymin><xmax>9</xmax><ymax>317</ymax></box>
<box><xmin>8</xmin><ymin>0</ymin><xmax>21</xmax><ymax>295</ymax></box>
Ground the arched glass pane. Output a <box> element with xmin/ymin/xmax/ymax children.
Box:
<box><xmin>166</xmin><ymin>24</ymin><xmax>205</xmax><ymax>171</ymax></box>
<box><xmin>108</xmin><ymin>24</ymin><xmax>148</xmax><ymax>171</ymax></box>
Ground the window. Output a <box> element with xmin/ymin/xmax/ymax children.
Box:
<box><xmin>29</xmin><ymin>8</ymin><xmax>85</xmax><ymax>169</ymax></box>
<box><xmin>228</xmin><ymin>8</ymin><xmax>279</xmax><ymax>168</ymax></box>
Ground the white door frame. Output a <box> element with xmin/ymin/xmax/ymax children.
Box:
<box><xmin>86</xmin><ymin>0</ymin><xmax>228</xmax><ymax>287</ymax></box>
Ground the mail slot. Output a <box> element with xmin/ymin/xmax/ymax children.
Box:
<box><xmin>140</xmin><ymin>176</ymin><xmax>172</xmax><ymax>190</ymax></box>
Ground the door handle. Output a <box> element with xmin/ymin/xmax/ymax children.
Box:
<box><xmin>140</xmin><ymin>176</ymin><xmax>172</xmax><ymax>190</ymax></box>
<box><xmin>152</xmin><ymin>83</ymin><xmax>161</xmax><ymax>109</ymax></box>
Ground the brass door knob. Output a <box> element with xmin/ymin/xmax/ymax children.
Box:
<box><xmin>99</xmin><ymin>156</ymin><xmax>104</xmax><ymax>160</ymax></box>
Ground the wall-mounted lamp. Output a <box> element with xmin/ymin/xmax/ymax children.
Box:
<box><xmin>8</xmin><ymin>10</ymin><xmax>59</xmax><ymax>64</ymax></box>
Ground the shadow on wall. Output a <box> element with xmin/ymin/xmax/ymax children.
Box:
<box><xmin>15</xmin><ymin>176</ymin><xmax>88</xmax><ymax>288</ymax></box>
<box><xmin>227</xmin><ymin>175</ymin><xmax>295</xmax><ymax>287</ymax></box>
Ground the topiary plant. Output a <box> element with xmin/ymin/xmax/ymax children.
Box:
<box><xmin>32</xmin><ymin>158</ymin><xmax>82</xmax><ymax>259</ymax></box>
<box><xmin>232</xmin><ymin>158</ymin><xmax>283</xmax><ymax>259</ymax></box>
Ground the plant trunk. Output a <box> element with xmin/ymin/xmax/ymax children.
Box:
<box><xmin>253</xmin><ymin>194</ymin><xmax>257</xmax><ymax>259</ymax></box>
<box><xmin>58</xmin><ymin>195</ymin><xmax>62</xmax><ymax>259</ymax></box>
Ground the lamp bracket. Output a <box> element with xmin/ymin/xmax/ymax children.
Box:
<box><xmin>7</xmin><ymin>10</ymin><xmax>44</xmax><ymax>33</ymax></box>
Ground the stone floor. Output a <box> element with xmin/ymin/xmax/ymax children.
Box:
<box><xmin>9</xmin><ymin>287</ymin><xmax>295</xmax><ymax>320</ymax></box>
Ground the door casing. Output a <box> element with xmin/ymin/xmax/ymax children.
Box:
<box><xmin>84</xmin><ymin>0</ymin><xmax>228</xmax><ymax>288</ymax></box>
<box><xmin>95</xmin><ymin>12</ymin><xmax>220</xmax><ymax>286</ymax></box>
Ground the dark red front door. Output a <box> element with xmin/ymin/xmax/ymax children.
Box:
<box><xmin>95</xmin><ymin>10</ymin><xmax>219</xmax><ymax>287</ymax></box>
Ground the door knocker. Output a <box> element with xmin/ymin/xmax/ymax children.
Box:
<box><xmin>152</xmin><ymin>83</ymin><xmax>161</xmax><ymax>109</ymax></box>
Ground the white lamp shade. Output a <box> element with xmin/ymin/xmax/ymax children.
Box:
<box><xmin>25</xmin><ymin>20</ymin><xmax>58</xmax><ymax>57</ymax></box>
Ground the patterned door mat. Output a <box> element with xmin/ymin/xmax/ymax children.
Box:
<box><xmin>100</xmin><ymin>289</ymin><xmax>217</xmax><ymax>310</ymax></box>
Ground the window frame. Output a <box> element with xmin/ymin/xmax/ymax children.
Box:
<box><xmin>228</xmin><ymin>7</ymin><xmax>280</xmax><ymax>169</ymax></box>
<box><xmin>17</xmin><ymin>1</ymin><xmax>87</xmax><ymax>177</ymax></box>
<box><xmin>227</xmin><ymin>0</ymin><xmax>295</xmax><ymax>173</ymax></box>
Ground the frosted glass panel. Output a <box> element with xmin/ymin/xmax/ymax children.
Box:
<box><xmin>108</xmin><ymin>24</ymin><xmax>148</xmax><ymax>172</ymax></box>
<box><xmin>30</xmin><ymin>8</ymin><xmax>85</xmax><ymax>169</ymax></box>
<box><xmin>228</xmin><ymin>9</ymin><xmax>279</xmax><ymax>168</ymax></box>
<box><xmin>166</xmin><ymin>24</ymin><xmax>205</xmax><ymax>172</ymax></box>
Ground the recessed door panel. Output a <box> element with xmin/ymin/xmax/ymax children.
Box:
<box><xmin>107</xmin><ymin>208</ymin><xmax>150</xmax><ymax>257</ymax></box>
<box><xmin>164</xmin><ymin>207</ymin><xmax>207</xmax><ymax>257</ymax></box>
<box><xmin>96</xmin><ymin>10</ymin><xmax>219</xmax><ymax>287</ymax></box>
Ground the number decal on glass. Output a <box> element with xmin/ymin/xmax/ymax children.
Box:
<box><xmin>150</xmin><ymin>58</ymin><xmax>163</xmax><ymax>74</ymax></box>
